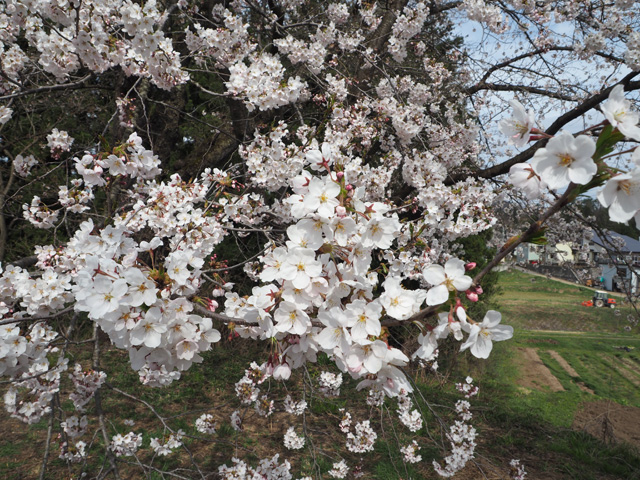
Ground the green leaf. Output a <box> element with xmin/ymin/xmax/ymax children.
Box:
<box><xmin>528</xmin><ymin>228</ymin><xmax>548</xmax><ymax>245</ymax></box>
<box><xmin>594</xmin><ymin>125</ymin><xmax>625</xmax><ymax>160</ymax></box>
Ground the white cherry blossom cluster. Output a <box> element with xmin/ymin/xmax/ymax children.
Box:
<box><xmin>218</xmin><ymin>454</ymin><xmax>294</xmax><ymax>480</ymax></box>
<box><xmin>4</xmin><ymin>356</ymin><xmax>68</xmax><ymax>424</ymax></box>
<box><xmin>226</xmin><ymin>53</ymin><xmax>309</xmax><ymax>112</ymax></box>
<box><xmin>283</xmin><ymin>427</ymin><xmax>305</xmax><ymax>450</ymax></box>
<box><xmin>401</xmin><ymin>440</ymin><xmax>422</xmax><ymax>464</ymax></box>
<box><xmin>0</xmin><ymin>0</ymin><xmax>190</xmax><ymax>90</ymax></box>
<box><xmin>0</xmin><ymin>106</ymin><xmax>12</xmax><ymax>124</ymax></box>
<box><xmin>506</xmin><ymin>86</ymin><xmax>640</xmax><ymax>228</ymax></box>
<box><xmin>274</xmin><ymin>30</ymin><xmax>332</xmax><ymax>75</ymax></box>
<box><xmin>150</xmin><ymin>430</ymin><xmax>184</xmax><ymax>456</ymax></box>
<box><xmin>460</xmin><ymin>0</ymin><xmax>508</xmax><ymax>33</ymax></box>
<box><xmin>625</xmin><ymin>31</ymin><xmax>640</xmax><ymax>70</ymax></box>
<box><xmin>240</xmin><ymin>122</ymin><xmax>308</xmax><ymax>190</ymax></box>
<box><xmin>230</xmin><ymin>410</ymin><xmax>243</xmax><ymax>431</ymax></box>
<box><xmin>345</xmin><ymin>420</ymin><xmax>377</xmax><ymax>453</ymax></box>
<box><xmin>110</xmin><ymin>432</ymin><xmax>143</xmax><ymax>457</ymax></box>
<box><xmin>284</xmin><ymin>395</ymin><xmax>307</xmax><ymax>416</ymax></box>
<box><xmin>388</xmin><ymin>2</ymin><xmax>429</xmax><ymax>62</ymax></box>
<box><xmin>46</xmin><ymin>129</ymin><xmax>74</xmax><ymax>156</ymax></box>
<box><xmin>13</xmin><ymin>154</ymin><xmax>38</xmax><ymax>177</ymax></box>
<box><xmin>328</xmin><ymin>460</ymin><xmax>349</xmax><ymax>479</ymax></box>
<box><xmin>61</xmin><ymin>415</ymin><xmax>88</xmax><ymax>439</ymax></box>
<box><xmin>233</xmin><ymin>363</ymin><xmax>274</xmax><ymax>416</ymax></box>
<box><xmin>0</xmin><ymin>318</ymin><xmax>59</xmax><ymax>377</ymax></box>
<box><xmin>69</xmin><ymin>364</ymin><xmax>107</xmax><ymax>412</ymax></box>
<box><xmin>338</xmin><ymin>408</ymin><xmax>352</xmax><ymax>433</ymax></box>
<box><xmin>510</xmin><ymin>459</ymin><xmax>528</xmax><ymax>480</ymax></box>
<box><xmin>23</xmin><ymin>196</ymin><xmax>60</xmax><ymax>229</ymax></box>
<box><xmin>433</xmin><ymin>393</ymin><xmax>477</xmax><ymax>477</ymax></box>
<box><xmin>195</xmin><ymin>413</ymin><xmax>217</xmax><ymax>434</ymax></box>
<box><xmin>58</xmin><ymin>182</ymin><xmax>94</xmax><ymax>214</ymax></box>
<box><xmin>255</xmin><ymin>394</ymin><xmax>275</xmax><ymax>417</ymax></box>
<box><xmin>221</xmin><ymin>152</ymin><xmax>505</xmax><ymax>397</ymax></box>
<box><xmin>318</xmin><ymin>372</ymin><xmax>343</xmax><ymax>397</ymax></box>
<box><xmin>397</xmin><ymin>391</ymin><xmax>423</xmax><ymax>432</ymax></box>
<box><xmin>456</xmin><ymin>376</ymin><xmax>479</xmax><ymax>399</ymax></box>
<box><xmin>26</xmin><ymin>165</ymin><xmax>233</xmax><ymax>384</ymax></box>
<box><xmin>185</xmin><ymin>5</ymin><xmax>256</xmax><ymax>68</ymax></box>
<box><xmin>366</xmin><ymin>388</ymin><xmax>386</xmax><ymax>407</ymax></box>
<box><xmin>59</xmin><ymin>440</ymin><xmax>87</xmax><ymax>463</ymax></box>
<box><xmin>326</xmin><ymin>3</ymin><xmax>350</xmax><ymax>24</ymax></box>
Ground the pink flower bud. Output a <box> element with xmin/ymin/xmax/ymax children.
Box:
<box><xmin>466</xmin><ymin>290</ymin><xmax>479</xmax><ymax>302</ymax></box>
<box><xmin>464</xmin><ymin>262</ymin><xmax>476</xmax><ymax>271</ymax></box>
<box><xmin>336</xmin><ymin>205</ymin><xmax>347</xmax><ymax>217</ymax></box>
<box><xmin>345</xmin><ymin>184</ymin><xmax>353</xmax><ymax>191</ymax></box>
<box><xmin>475</xmin><ymin>285</ymin><xmax>483</xmax><ymax>295</ymax></box>
<box><xmin>336</xmin><ymin>171</ymin><xmax>344</xmax><ymax>179</ymax></box>
<box><xmin>207</xmin><ymin>299</ymin><xmax>218</xmax><ymax>312</ymax></box>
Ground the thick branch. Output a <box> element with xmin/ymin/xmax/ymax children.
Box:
<box><xmin>449</xmin><ymin>72</ymin><xmax>640</xmax><ymax>184</ymax></box>
<box><xmin>0</xmin><ymin>74</ymin><xmax>93</xmax><ymax>101</ymax></box>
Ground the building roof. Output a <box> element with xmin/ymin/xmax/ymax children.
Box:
<box><xmin>591</xmin><ymin>229</ymin><xmax>640</xmax><ymax>253</ymax></box>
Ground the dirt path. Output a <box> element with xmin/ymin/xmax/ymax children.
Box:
<box><xmin>547</xmin><ymin>350</ymin><xmax>579</xmax><ymax>376</ymax></box>
<box><xmin>517</xmin><ymin>347</ymin><xmax>564</xmax><ymax>392</ymax></box>
<box><xmin>547</xmin><ymin>350</ymin><xmax>594</xmax><ymax>394</ymax></box>
<box><xmin>513</xmin><ymin>266</ymin><xmax>628</xmax><ymax>298</ymax></box>
<box><xmin>525</xmin><ymin>330</ymin><xmax>636</xmax><ymax>340</ymax></box>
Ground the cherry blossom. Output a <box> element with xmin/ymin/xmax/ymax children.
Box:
<box><xmin>530</xmin><ymin>132</ymin><xmax>597</xmax><ymax>190</ymax></box>
<box><xmin>597</xmin><ymin>169</ymin><xmax>640</xmax><ymax>222</ymax></box>
<box><xmin>423</xmin><ymin>258</ymin><xmax>473</xmax><ymax>306</ymax></box>
<box><xmin>499</xmin><ymin>100</ymin><xmax>536</xmax><ymax>147</ymax></box>
<box><xmin>509</xmin><ymin>163</ymin><xmax>547</xmax><ymax>199</ymax></box>
<box><xmin>460</xmin><ymin>311</ymin><xmax>514</xmax><ymax>359</ymax></box>
<box><xmin>602</xmin><ymin>85</ymin><xmax>640</xmax><ymax>141</ymax></box>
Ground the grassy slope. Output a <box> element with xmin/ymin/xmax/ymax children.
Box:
<box><xmin>465</xmin><ymin>269</ymin><xmax>640</xmax><ymax>479</ymax></box>
<box><xmin>496</xmin><ymin>270</ymin><xmax>637</xmax><ymax>332</ymax></box>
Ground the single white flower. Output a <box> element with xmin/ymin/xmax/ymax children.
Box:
<box><xmin>597</xmin><ymin>169</ymin><xmax>640</xmax><ymax>222</ymax></box>
<box><xmin>423</xmin><ymin>258</ymin><xmax>473</xmax><ymax>306</ymax></box>
<box><xmin>508</xmin><ymin>163</ymin><xmax>546</xmax><ymax>198</ymax></box>
<box><xmin>602</xmin><ymin>84</ymin><xmax>640</xmax><ymax>141</ymax></box>
<box><xmin>279</xmin><ymin>247</ymin><xmax>322</xmax><ymax>289</ymax></box>
<box><xmin>274</xmin><ymin>301</ymin><xmax>311</xmax><ymax>335</ymax></box>
<box><xmin>530</xmin><ymin>132</ymin><xmax>597</xmax><ymax>190</ymax></box>
<box><xmin>460</xmin><ymin>310</ymin><xmax>513</xmax><ymax>359</ymax></box>
<box><xmin>499</xmin><ymin>99</ymin><xmax>535</xmax><ymax>147</ymax></box>
<box><xmin>379</xmin><ymin>277</ymin><xmax>426</xmax><ymax>319</ymax></box>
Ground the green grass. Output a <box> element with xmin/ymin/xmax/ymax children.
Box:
<box><xmin>497</xmin><ymin>269</ymin><xmax>637</xmax><ymax>332</ymax></box>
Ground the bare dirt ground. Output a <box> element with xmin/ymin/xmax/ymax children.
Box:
<box><xmin>516</xmin><ymin>347</ymin><xmax>564</xmax><ymax>392</ymax></box>
<box><xmin>516</xmin><ymin>347</ymin><xmax>640</xmax><ymax>451</ymax></box>
<box><xmin>573</xmin><ymin>400</ymin><xmax>640</xmax><ymax>449</ymax></box>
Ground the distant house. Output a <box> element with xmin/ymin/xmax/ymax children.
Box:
<box><xmin>515</xmin><ymin>242</ymin><xmax>573</xmax><ymax>265</ymax></box>
<box><xmin>514</xmin><ymin>229</ymin><xmax>640</xmax><ymax>294</ymax></box>
<box><xmin>515</xmin><ymin>243</ymin><xmax>540</xmax><ymax>264</ymax></box>
<box><xmin>588</xmin><ymin>230</ymin><xmax>640</xmax><ymax>294</ymax></box>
